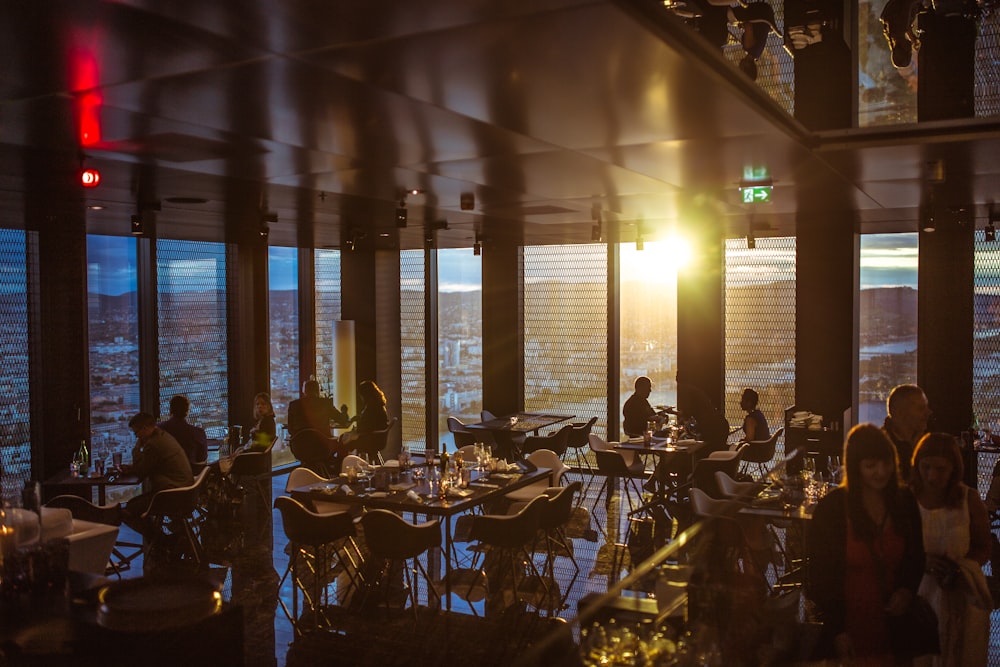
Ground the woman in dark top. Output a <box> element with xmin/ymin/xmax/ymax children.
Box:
<box><xmin>339</xmin><ymin>380</ymin><xmax>389</xmax><ymax>447</ymax></box>
<box><xmin>807</xmin><ymin>423</ymin><xmax>925</xmax><ymax>665</ymax></box>
<box><xmin>739</xmin><ymin>387</ymin><xmax>769</xmax><ymax>442</ymax></box>
<box><xmin>247</xmin><ymin>392</ymin><xmax>277</xmax><ymax>451</ymax></box>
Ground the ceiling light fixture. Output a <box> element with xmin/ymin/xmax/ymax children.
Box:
<box><xmin>130</xmin><ymin>213</ymin><xmax>144</xmax><ymax>236</ymax></box>
<box><xmin>396</xmin><ymin>198</ymin><xmax>408</xmax><ymax>227</ymax></box>
<box><xmin>985</xmin><ymin>221</ymin><xmax>996</xmax><ymax>243</ymax></box>
<box><xmin>747</xmin><ymin>218</ymin><xmax>756</xmax><ymax>249</ymax></box>
<box><xmin>473</xmin><ymin>230</ymin><xmax>482</xmax><ymax>256</ymax></box>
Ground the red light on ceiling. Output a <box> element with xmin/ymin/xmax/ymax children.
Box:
<box><xmin>80</xmin><ymin>168</ymin><xmax>101</xmax><ymax>188</ymax></box>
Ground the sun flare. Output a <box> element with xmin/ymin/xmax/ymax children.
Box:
<box><xmin>621</xmin><ymin>236</ymin><xmax>692</xmax><ymax>284</ymax></box>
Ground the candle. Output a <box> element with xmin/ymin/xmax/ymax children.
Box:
<box><xmin>0</xmin><ymin>525</ymin><xmax>16</xmax><ymax>558</ymax></box>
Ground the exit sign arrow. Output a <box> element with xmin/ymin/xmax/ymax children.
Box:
<box><xmin>741</xmin><ymin>185</ymin><xmax>772</xmax><ymax>204</ymax></box>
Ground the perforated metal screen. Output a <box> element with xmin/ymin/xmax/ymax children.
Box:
<box><xmin>400</xmin><ymin>250</ymin><xmax>426</xmax><ymax>452</ymax></box>
<box><xmin>315</xmin><ymin>249</ymin><xmax>343</xmax><ymax>394</ymax></box>
<box><xmin>724</xmin><ymin>237</ymin><xmax>796</xmax><ymax>452</ymax></box>
<box><xmin>723</xmin><ymin>3</ymin><xmax>794</xmax><ymax>114</ymax></box>
<box><xmin>87</xmin><ymin>235</ymin><xmax>140</xmax><ymax>461</ymax></box>
<box><xmin>974</xmin><ymin>237</ymin><xmax>1000</xmax><ymax>492</ymax></box>
<box><xmin>523</xmin><ymin>245</ymin><xmax>608</xmax><ymax>434</ymax></box>
<box><xmin>976</xmin><ymin>9</ymin><xmax>1000</xmax><ymax>116</ymax></box>
<box><xmin>0</xmin><ymin>229</ymin><xmax>31</xmax><ymax>504</ymax></box>
<box><xmin>268</xmin><ymin>246</ymin><xmax>298</xmax><ymax>421</ymax></box>
<box><xmin>157</xmin><ymin>240</ymin><xmax>228</xmax><ymax>431</ymax></box>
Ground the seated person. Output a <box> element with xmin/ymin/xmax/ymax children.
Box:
<box><xmin>738</xmin><ymin>387</ymin><xmax>770</xmax><ymax>443</ymax></box>
<box><xmin>287</xmin><ymin>379</ymin><xmax>350</xmax><ymax>436</ymax></box>
<box><xmin>338</xmin><ymin>380</ymin><xmax>389</xmax><ymax>458</ymax></box>
<box><xmin>157</xmin><ymin>394</ymin><xmax>208</xmax><ymax>465</ymax></box>
<box><xmin>121</xmin><ymin>412</ymin><xmax>195</xmax><ymax>538</ymax></box>
<box><xmin>669</xmin><ymin>0</ymin><xmax>779</xmax><ymax>80</ymax></box>
<box><xmin>245</xmin><ymin>392</ymin><xmax>277</xmax><ymax>452</ymax></box>
<box><xmin>623</xmin><ymin>376</ymin><xmax>669</xmax><ymax>437</ymax></box>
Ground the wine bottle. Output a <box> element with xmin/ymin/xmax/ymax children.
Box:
<box><xmin>439</xmin><ymin>443</ymin><xmax>449</xmax><ymax>474</ymax></box>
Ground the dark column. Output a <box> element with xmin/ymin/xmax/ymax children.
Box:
<box><xmin>918</xmin><ymin>206</ymin><xmax>974</xmax><ymax>434</ymax></box>
<box><xmin>374</xmin><ymin>250</ymin><xmax>402</xmax><ymax>457</ymax></box>
<box><xmin>916</xmin><ymin>9</ymin><xmax>976</xmax><ymax>122</ymax></box>
<box><xmin>482</xmin><ymin>238</ymin><xmax>523</xmax><ymax>417</ymax></box>
<box><xmin>787</xmin><ymin>0</ymin><xmax>854</xmax><ymax>131</ymax></box>
<box><xmin>224</xmin><ymin>184</ymin><xmax>270</xmax><ymax>431</ymax></box>
<box><xmin>24</xmin><ymin>154</ymin><xmax>91</xmax><ymax>480</ymax></box>
<box><xmin>677</xmin><ymin>204</ymin><xmax>726</xmax><ymax>420</ymax></box>
<box><xmin>794</xmin><ymin>195</ymin><xmax>856</xmax><ymax>427</ymax></box>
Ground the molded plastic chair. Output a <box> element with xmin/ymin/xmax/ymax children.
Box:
<box><xmin>564</xmin><ymin>417</ymin><xmax>598</xmax><ymax>472</ymax></box>
<box><xmin>228</xmin><ymin>437</ymin><xmax>276</xmax><ymax>508</ymax></box>
<box><xmin>350</xmin><ymin>416</ymin><xmax>398</xmax><ymax>465</ymax></box>
<box><xmin>691</xmin><ymin>449</ymin><xmax>743</xmax><ymax>498</ymax></box>
<box><xmin>738</xmin><ymin>427</ymin><xmax>784</xmax><ymax>480</ymax></box>
<box><xmin>522</xmin><ymin>423</ymin><xmax>572</xmax><ymax>458</ymax></box>
<box><xmin>588</xmin><ymin>433</ymin><xmax>646</xmax><ymax>517</ymax></box>
<box><xmin>538</xmin><ymin>481</ymin><xmax>582</xmax><ymax>577</ymax></box>
<box><xmin>468</xmin><ymin>495</ymin><xmax>548</xmax><ymax>611</ymax></box>
<box><xmin>340</xmin><ymin>454</ymin><xmax>368</xmax><ymax>475</ymax></box>
<box><xmin>274</xmin><ymin>496</ymin><xmax>362</xmax><ymax>634</ymax></box>
<box><xmin>689</xmin><ymin>486</ymin><xmax>771</xmax><ymax>575</ymax></box>
<box><xmin>359</xmin><ymin>509</ymin><xmax>441</xmax><ymax>620</ymax></box>
<box><xmin>714</xmin><ymin>471</ymin><xmax>764</xmax><ymax>501</ymax></box>
<box><xmin>290</xmin><ymin>428</ymin><xmax>335</xmax><ymax>478</ymax></box>
<box><xmin>447</xmin><ymin>416</ymin><xmax>479</xmax><ymax>448</ymax></box>
<box><xmin>45</xmin><ymin>495</ymin><xmax>139</xmax><ymax>578</ymax></box>
<box><xmin>503</xmin><ymin>448</ymin><xmax>570</xmax><ymax>505</ymax></box>
<box><xmin>141</xmin><ymin>467</ymin><xmax>210</xmax><ymax>568</ymax></box>
<box><xmin>285</xmin><ymin>467</ymin><xmax>350</xmax><ymax>515</ymax></box>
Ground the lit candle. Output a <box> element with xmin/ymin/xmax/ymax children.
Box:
<box><xmin>0</xmin><ymin>525</ymin><xmax>16</xmax><ymax>558</ymax></box>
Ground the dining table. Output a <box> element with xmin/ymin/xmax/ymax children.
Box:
<box><xmin>43</xmin><ymin>468</ymin><xmax>142</xmax><ymax>506</ymax></box>
<box><xmin>465</xmin><ymin>412</ymin><xmax>575</xmax><ymax>460</ymax></box>
<box><xmin>290</xmin><ymin>462</ymin><xmax>552</xmax><ymax>610</ymax></box>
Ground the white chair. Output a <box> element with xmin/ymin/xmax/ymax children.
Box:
<box><xmin>588</xmin><ymin>433</ymin><xmax>646</xmax><ymax>519</ymax></box>
<box><xmin>341</xmin><ymin>454</ymin><xmax>368</xmax><ymax>474</ymax></box>
<box><xmin>587</xmin><ymin>433</ymin><xmax>643</xmax><ymax>472</ymax></box>
<box><xmin>503</xmin><ymin>448</ymin><xmax>570</xmax><ymax>504</ymax></box>
<box><xmin>714</xmin><ymin>471</ymin><xmax>763</xmax><ymax>501</ymax></box>
<box><xmin>285</xmin><ymin>467</ymin><xmax>350</xmax><ymax>515</ymax></box>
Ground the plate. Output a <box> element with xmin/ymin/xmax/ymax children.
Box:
<box><xmin>97</xmin><ymin>576</ymin><xmax>222</xmax><ymax>632</ymax></box>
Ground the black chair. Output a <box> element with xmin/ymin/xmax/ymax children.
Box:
<box><xmin>228</xmin><ymin>437</ymin><xmax>276</xmax><ymax>508</ymax></box>
<box><xmin>350</xmin><ymin>416</ymin><xmax>398</xmax><ymax>466</ymax></box>
<box><xmin>522</xmin><ymin>423</ymin><xmax>573</xmax><ymax>458</ymax></box>
<box><xmin>539</xmin><ymin>480</ymin><xmax>583</xmax><ymax>577</ymax></box>
<box><xmin>447</xmin><ymin>416</ymin><xmax>479</xmax><ymax>448</ymax></box>
<box><xmin>468</xmin><ymin>495</ymin><xmax>548</xmax><ymax>612</ymax></box>
<box><xmin>45</xmin><ymin>495</ymin><xmax>141</xmax><ymax>578</ymax></box>
<box><xmin>564</xmin><ymin>416</ymin><xmax>598</xmax><ymax>472</ymax></box>
<box><xmin>289</xmin><ymin>428</ymin><xmax>335</xmax><ymax>478</ymax></box>
<box><xmin>141</xmin><ymin>467</ymin><xmax>210</xmax><ymax>569</ymax></box>
<box><xmin>274</xmin><ymin>496</ymin><xmax>362</xmax><ymax>634</ymax></box>
<box><xmin>738</xmin><ymin>427</ymin><xmax>784</xmax><ymax>480</ymax></box>
<box><xmin>691</xmin><ymin>450</ymin><xmax>744</xmax><ymax>498</ymax></box>
<box><xmin>359</xmin><ymin>509</ymin><xmax>441</xmax><ymax>621</ymax></box>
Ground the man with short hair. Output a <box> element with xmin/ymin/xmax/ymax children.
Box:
<box><xmin>882</xmin><ymin>383</ymin><xmax>931</xmax><ymax>478</ymax></box>
<box><xmin>287</xmin><ymin>379</ymin><xmax>350</xmax><ymax>436</ymax></box>
<box><xmin>623</xmin><ymin>376</ymin><xmax>667</xmax><ymax>438</ymax></box>
<box><xmin>158</xmin><ymin>395</ymin><xmax>208</xmax><ymax>465</ymax></box>
<box><xmin>122</xmin><ymin>411</ymin><xmax>194</xmax><ymax>537</ymax></box>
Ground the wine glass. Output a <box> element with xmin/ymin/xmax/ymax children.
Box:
<box><xmin>828</xmin><ymin>455</ymin><xmax>842</xmax><ymax>485</ymax></box>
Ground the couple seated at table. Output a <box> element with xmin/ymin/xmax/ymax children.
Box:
<box><xmin>289</xmin><ymin>379</ymin><xmax>388</xmax><ymax>474</ymax></box>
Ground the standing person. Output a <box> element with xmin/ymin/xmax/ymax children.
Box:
<box><xmin>623</xmin><ymin>376</ymin><xmax>667</xmax><ymax>437</ymax></box>
<box><xmin>287</xmin><ymin>379</ymin><xmax>350</xmax><ymax>436</ymax></box>
<box><xmin>738</xmin><ymin>387</ymin><xmax>769</xmax><ymax>442</ymax></box>
<box><xmin>807</xmin><ymin>423</ymin><xmax>926</xmax><ymax>666</ymax></box>
<box><xmin>883</xmin><ymin>384</ymin><xmax>931</xmax><ymax>479</ymax></box>
<box><xmin>157</xmin><ymin>394</ymin><xmax>208</xmax><ymax>465</ymax></box>
<box><xmin>910</xmin><ymin>433</ymin><xmax>992</xmax><ymax>667</ymax></box>
<box><xmin>121</xmin><ymin>412</ymin><xmax>195</xmax><ymax>536</ymax></box>
<box><xmin>246</xmin><ymin>392</ymin><xmax>276</xmax><ymax>452</ymax></box>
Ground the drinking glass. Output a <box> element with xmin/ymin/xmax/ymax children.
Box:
<box><xmin>112</xmin><ymin>451</ymin><xmax>123</xmax><ymax>471</ymax></box>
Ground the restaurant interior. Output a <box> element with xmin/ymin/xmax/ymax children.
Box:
<box><xmin>2</xmin><ymin>0</ymin><xmax>1000</xmax><ymax>665</ymax></box>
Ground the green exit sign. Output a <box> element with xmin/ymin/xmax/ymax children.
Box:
<box><xmin>741</xmin><ymin>185</ymin><xmax>772</xmax><ymax>204</ymax></box>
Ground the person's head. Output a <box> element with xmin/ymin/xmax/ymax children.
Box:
<box><xmin>910</xmin><ymin>432</ymin><xmax>964</xmax><ymax>506</ymax></box>
<box><xmin>128</xmin><ymin>412</ymin><xmax>157</xmax><ymax>439</ymax></box>
<box><xmin>302</xmin><ymin>379</ymin><xmax>320</xmax><ymax>397</ymax></box>
<box><xmin>358</xmin><ymin>380</ymin><xmax>386</xmax><ymax>408</ymax></box>
<box><xmin>254</xmin><ymin>392</ymin><xmax>274</xmax><ymax>419</ymax></box>
<box><xmin>740</xmin><ymin>388</ymin><xmax>759</xmax><ymax>412</ymax></box>
<box><xmin>634</xmin><ymin>376</ymin><xmax>652</xmax><ymax>398</ymax></box>
<box><xmin>169</xmin><ymin>395</ymin><xmax>190</xmax><ymax>419</ymax></box>
<box><xmin>843</xmin><ymin>423</ymin><xmax>900</xmax><ymax>495</ymax></box>
<box><xmin>886</xmin><ymin>384</ymin><xmax>930</xmax><ymax>438</ymax></box>
<box><xmin>738</xmin><ymin>53</ymin><xmax>758</xmax><ymax>81</ymax></box>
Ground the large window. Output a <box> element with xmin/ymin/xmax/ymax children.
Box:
<box><xmin>400</xmin><ymin>250</ymin><xmax>426</xmax><ymax>452</ymax></box>
<box><xmin>268</xmin><ymin>247</ymin><xmax>298</xmax><ymax>420</ymax></box>
<box><xmin>724</xmin><ymin>237</ymin><xmax>796</xmax><ymax>445</ymax></box>
<box><xmin>858</xmin><ymin>233</ymin><xmax>918</xmax><ymax>424</ymax></box>
<box><xmin>315</xmin><ymin>249</ymin><xmax>342</xmax><ymax>400</ymax></box>
<box><xmin>0</xmin><ymin>230</ymin><xmax>31</xmax><ymax>505</ymax></box>
<box><xmin>438</xmin><ymin>249</ymin><xmax>483</xmax><ymax>445</ymax></box>
<box><xmin>974</xmin><ymin>234</ymin><xmax>1000</xmax><ymax>440</ymax></box>
<box><xmin>157</xmin><ymin>240</ymin><xmax>228</xmax><ymax>435</ymax></box>
<box><xmin>618</xmin><ymin>241</ymin><xmax>679</xmax><ymax>436</ymax></box>
<box><xmin>87</xmin><ymin>235</ymin><xmax>139</xmax><ymax>465</ymax></box>
<box><xmin>525</xmin><ymin>244</ymin><xmax>608</xmax><ymax>435</ymax></box>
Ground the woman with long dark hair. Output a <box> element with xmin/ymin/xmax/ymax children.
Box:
<box><xmin>807</xmin><ymin>423</ymin><xmax>926</xmax><ymax>665</ymax></box>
